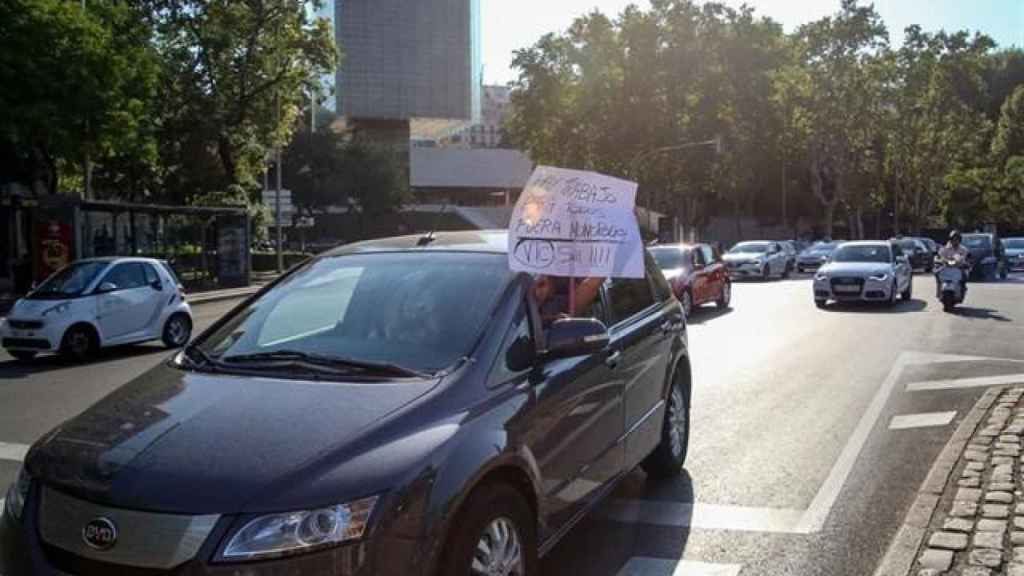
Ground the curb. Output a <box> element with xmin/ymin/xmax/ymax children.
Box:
<box><xmin>186</xmin><ymin>287</ymin><xmax>262</xmax><ymax>305</ymax></box>
<box><xmin>874</xmin><ymin>387</ymin><xmax>1003</xmax><ymax>576</ymax></box>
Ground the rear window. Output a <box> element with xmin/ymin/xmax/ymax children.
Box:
<box><xmin>650</xmin><ymin>248</ymin><xmax>688</xmax><ymax>270</ymax></box>
<box><xmin>963</xmin><ymin>235</ymin><xmax>991</xmax><ymax>248</ymax></box>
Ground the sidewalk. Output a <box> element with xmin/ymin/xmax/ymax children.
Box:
<box><xmin>879</xmin><ymin>386</ymin><xmax>1024</xmax><ymax>576</ymax></box>
<box><xmin>185</xmin><ymin>272</ymin><xmax>279</xmax><ymax>305</ymax></box>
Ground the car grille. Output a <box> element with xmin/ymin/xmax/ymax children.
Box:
<box><xmin>38</xmin><ymin>486</ymin><xmax>220</xmax><ymax>570</ymax></box>
<box><xmin>830</xmin><ymin>277</ymin><xmax>864</xmax><ymax>296</ymax></box>
<box><xmin>3</xmin><ymin>337</ymin><xmax>50</xmax><ymax>349</ymax></box>
<box><xmin>8</xmin><ymin>319</ymin><xmax>43</xmax><ymax>330</ymax></box>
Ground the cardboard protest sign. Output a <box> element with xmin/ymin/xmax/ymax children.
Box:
<box><xmin>508</xmin><ymin>166</ymin><xmax>644</xmax><ymax>279</ymax></box>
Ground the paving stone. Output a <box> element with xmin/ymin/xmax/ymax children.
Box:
<box><xmin>1002</xmin><ymin>435</ymin><xmax>1022</xmax><ymax>443</ymax></box>
<box><xmin>995</xmin><ymin>465</ymin><xmax>1015</xmax><ymax>476</ymax></box>
<box><xmin>975</xmin><ymin>531</ymin><xmax>1005</xmax><ymax>549</ymax></box>
<box><xmin>978</xmin><ymin>519</ymin><xmax>1009</xmax><ymax>533</ymax></box>
<box><xmin>918</xmin><ymin>548</ymin><xmax>954</xmax><ymax>571</ymax></box>
<box><xmin>990</xmin><ymin>482</ymin><xmax>1016</xmax><ymax>491</ymax></box>
<box><xmin>997</xmin><ymin>444</ymin><xmax>1023</xmax><ymax>452</ymax></box>
<box><xmin>993</xmin><ymin>457</ymin><xmax>1016</xmax><ymax>467</ymax></box>
<box><xmin>983</xmin><ymin>504</ymin><xmax>1011</xmax><ymax>518</ymax></box>
<box><xmin>1009</xmin><ymin>563</ymin><xmax>1024</xmax><ymax>576</ymax></box>
<box><xmin>930</xmin><ymin>531</ymin><xmax>969</xmax><ymax>550</ymax></box>
<box><xmin>953</xmin><ymin>500</ymin><xmax>980</xmax><ymax>517</ymax></box>
<box><xmin>958</xmin><ymin>488</ymin><xmax>984</xmax><ymax>502</ymax></box>
<box><xmin>1017</xmin><ymin>504</ymin><xmax>1024</xmax><ymax>515</ymax></box>
<box><xmin>968</xmin><ymin>450</ymin><xmax>990</xmax><ymax>461</ymax></box>
<box><xmin>1015</xmin><ymin>517</ymin><xmax>1024</xmax><ymax>530</ymax></box>
<box><xmin>974</xmin><ymin>435</ymin><xmax>996</xmax><ymax>445</ymax></box>
<box><xmin>970</xmin><ymin>547</ymin><xmax>1004</xmax><ymax>567</ymax></box>
<box><xmin>967</xmin><ymin>461</ymin><xmax>987</xmax><ymax>471</ymax></box>
<box><xmin>970</xmin><ymin>443</ymin><xmax>993</xmax><ymax>452</ymax></box>
<box><xmin>1009</xmin><ymin>425</ymin><xmax>1024</xmax><ymax>434</ymax></box>
<box><xmin>962</xmin><ymin>568</ymin><xmax>993</xmax><ymax>576</ymax></box>
<box><xmin>961</xmin><ymin>478</ymin><xmax>983</xmax><ymax>487</ymax></box>
<box><xmin>1014</xmin><ymin>531</ymin><xmax>1024</xmax><ymax>545</ymax></box>
<box><xmin>944</xmin><ymin>518</ymin><xmax>975</xmax><ymax>532</ymax></box>
<box><xmin>1014</xmin><ymin>547</ymin><xmax>1024</xmax><ymax>562</ymax></box>
<box><xmin>916</xmin><ymin>570</ymin><xmax>941</xmax><ymax>576</ymax></box>
<box><xmin>963</xmin><ymin>468</ymin><xmax>983</xmax><ymax>478</ymax></box>
<box><xmin>993</xmin><ymin>474</ymin><xmax>1015</xmax><ymax>484</ymax></box>
<box><xmin>996</xmin><ymin>449</ymin><xmax>1022</xmax><ymax>457</ymax></box>
<box><xmin>982</xmin><ymin>428</ymin><xmax>1004</xmax><ymax>437</ymax></box>
<box><xmin>987</xmin><ymin>491</ymin><xmax>1015</xmax><ymax>504</ymax></box>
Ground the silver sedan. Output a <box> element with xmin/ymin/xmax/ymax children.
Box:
<box><xmin>812</xmin><ymin>241</ymin><xmax>914</xmax><ymax>308</ymax></box>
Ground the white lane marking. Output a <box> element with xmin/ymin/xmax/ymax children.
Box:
<box><xmin>615</xmin><ymin>557</ymin><xmax>742</xmax><ymax>576</ymax></box>
<box><xmin>0</xmin><ymin>443</ymin><xmax>29</xmax><ymax>463</ymax></box>
<box><xmin>889</xmin><ymin>411</ymin><xmax>957</xmax><ymax>430</ymax></box>
<box><xmin>604</xmin><ymin>500</ymin><xmax>804</xmax><ymax>534</ymax></box>
<box><xmin>906</xmin><ymin>373</ymin><xmax>1024</xmax><ymax>392</ymax></box>
<box><xmin>795</xmin><ymin>351</ymin><xmax>911</xmax><ymax>533</ymax></box>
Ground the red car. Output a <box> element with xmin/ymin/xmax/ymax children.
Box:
<box><xmin>650</xmin><ymin>243</ymin><xmax>732</xmax><ymax>317</ymax></box>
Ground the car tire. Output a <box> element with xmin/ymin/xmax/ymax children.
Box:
<box><xmin>815</xmin><ymin>299</ymin><xmax>827</xmax><ymax>309</ymax></box>
<box><xmin>901</xmin><ymin>278</ymin><xmax>912</xmax><ymax>301</ymax></box>
<box><xmin>1000</xmin><ymin>265</ymin><xmax>1008</xmax><ymax>280</ymax></box>
<box><xmin>9</xmin><ymin>350</ymin><xmax>36</xmax><ymax>362</ymax></box>
<box><xmin>888</xmin><ymin>280</ymin><xmax>898</xmax><ymax>307</ymax></box>
<box><xmin>162</xmin><ymin>314</ymin><xmax>192</xmax><ymax>348</ymax></box>
<box><xmin>439</xmin><ymin>484</ymin><xmax>537</xmax><ymax>576</ymax></box>
<box><xmin>761</xmin><ymin>266</ymin><xmax>770</xmax><ymax>282</ymax></box>
<box><xmin>60</xmin><ymin>325</ymin><xmax>98</xmax><ymax>362</ymax></box>
<box><xmin>642</xmin><ymin>371</ymin><xmax>689</xmax><ymax>479</ymax></box>
<box><xmin>716</xmin><ymin>282</ymin><xmax>731</xmax><ymax>309</ymax></box>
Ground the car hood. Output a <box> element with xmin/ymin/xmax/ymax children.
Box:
<box><xmin>722</xmin><ymin>253</ymin><xmax>763</xmax><ymax>263</ymax></box>
<box><xmin>818</xmin><ymin>262</ymin><xmax>892</xmax><ymax>277</ymax></box>
<box><xmin>798</xmin><ymin>252</ymin><xmax>830</xmax><ymax>260</ymax></box>
<box><xmin>9</xmin><ymin>298</ymin><xmax>71</xmax><ymax>318</ymax></box>
<box><xmin>26</xmin><ymin>362</ymin><xmax>441</xmax><ymax>514</ymax></box>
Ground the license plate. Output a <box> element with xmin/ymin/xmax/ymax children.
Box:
<box><xmin>834</xmin><ymin>285</ymin><xmax>861</xmax><ymax>293</ymax></box>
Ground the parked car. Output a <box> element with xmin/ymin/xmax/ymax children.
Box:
<box><xmin>961</xmin><ymin>233</ymin><xmax>1009</xmax><ymax>280</ymax></box>
<box><xmin>650</xmin><ymin>243</ymin><xmax>731</xmax><ymax>317</ymax></box>
<box><xmin>722</xmin><ymin>241</ymin><xmax>790</xmax><ymax>280</ymax></box>
<box><xmin>917</xmin><ymin>237</ymin><xmax>939</xmax><ymax>261</ymax></box>
<box><xmin>1</xmin><ymin>231</ymin><xmax>691</xmax><ymax>576</ymax></box>
<box><xmin>796</xmin><ymin>241</ymin><xmax>841</xmax><ymax>273</ymax></box>
<box><xmin>0</xmin><ymin>258</ymin><xmax>192</xmax><ymax>362</ymax></box>
<box><xmin>779</xmin><ymin>241</ymin><xmax>798</xmax><ymax>274</ymax></box>
<box><xmin>1004</xmin><ymin>237</ymin><xmax>1024</xmax><ymax>271</ymax></box>
<box><xmin>812</xmin><ymin>241</ymin><xmax>914</xmax><ymax>308</ymax></box>
<box><xmin>891</xmin><ymin>237</ymin><xmax>932</xmax><ymax>272</ymax></box>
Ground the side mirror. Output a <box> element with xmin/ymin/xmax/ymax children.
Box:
<box><xmin>98</xmin><ymin>282</ymin><xmax>117</xmax><ymax>293</ymax></box>
<box><xmin>543</xmin><ymin>318</ymin><xmax>610</xmax><ymax>361</ymax></box>
<box><xmin>506</xmin><ymin>336</ymin><xmax>537</xmax><ymax>372</ymax></box>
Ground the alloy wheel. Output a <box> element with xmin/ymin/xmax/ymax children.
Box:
<box><xmin>668</xmin><ymin>385</ymin><xmax>687</xmax><ymax>460</ymax></box>
<box><xmin>470</xmin><ymin>517</ymin><xmax>524</xmax><ymax>576</ymax></box>
<box><xmin>68</xmin><ymin>331</ymin><xmax>91</xmax><ymax>356</ymax></box>
<box><xmin>168</xmin><ymin>317</ymin><xmax>189</xmax><ymax>346</ymax></box>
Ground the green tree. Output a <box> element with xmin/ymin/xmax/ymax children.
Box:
<box><xmin>992</xmin><ymin>86</ymin><xmax>1024</xmax><ymax>166</ymax></box>
<box><xmin>0</xmin><ymin>0</ymin><xmax>161</xmax><ymax>196</ymax></box>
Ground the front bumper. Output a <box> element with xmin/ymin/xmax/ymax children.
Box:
<box><xmin>797</xmin><ymin>260</ymin><xmax>826</xmax><ymax>272</ymax></box>
<box><xmin>813</xmin><ymin>276</ymin><xmax>894</xmax><ymax>302</ymax></box>
<box><xmin>725</xmin><ymin>263</ymin><xmax>763</xmax><ymax>278</ymax></box>
<box><xmin>0</xmin><ymin>485</ymin><xmax>418</xmax><ymax>576</ymax></box>
<box><xmin>0</xmin><ymin>318</ymin><xmax>68</xmax><ymax>352</ymax></box>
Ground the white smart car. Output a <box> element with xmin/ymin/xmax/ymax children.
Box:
<box><xmin>1</xmin><ymin>258</ymin><xmax>193</xmax><ymax>362</ymax></box>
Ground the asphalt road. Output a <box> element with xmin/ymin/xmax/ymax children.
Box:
<box><xmin>2</xmin><ymin>275</ymin><xmax>1023</xmax><ymax>576</ymax></box>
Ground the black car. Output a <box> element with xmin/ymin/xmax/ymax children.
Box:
<box><xmin>962</xmin><ymin>233</ymin><xmax>1009</xmax><ymax>280</ymax></box>
<box><xmin>2</xmin><ymin>231</ymin><xmax>691</xmax><ymax>576</ymax></box>
<box><xmin>891</xmin><ymin>238</ymin><xmax>932</xmax><ymax>272</ymax></box>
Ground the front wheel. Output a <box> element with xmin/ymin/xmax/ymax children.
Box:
<box><xmin>642</xmin><ymin>372</ymin><xmax>689</xmax><ymax>479</ymax></box>
<box><xmin>716</xmin><ymin>282</ymin><xmax>731</xmax><ymax>309</ymax></box>
<box><xmin>9</xmin><ymin>350</ymin><xmax>36</xmax><ymax>362</ymax></box>
<box><xmin>439</xmin><ymin>485</ymin><xmax>537</xmax><ymax>576</ymax></box>
<box><xmin>901</xmin><ymin>278</ymin><xmax>913</xmax><ymax>301</ymax></box>
<box><xmin>1000</xmin><ymin>265</ymin><xmax>1009</xmax><ymax>280</ymax></box>
<box><xmin>815</xmin><ymin>299</ymin><xmax>827</xmax><ymax>309</ymax></box>
<box><xmin>761</xmin><ymin>266</ymin><xmax>770</xmax><ymax>282</ymax></box>
<box><xmin>60</xmin><ymin>325</ymin><xmax>97</xmax><ymax>362</ymax></box>
<box><xmin>942</xmin><ymin>292</ymin><xmax>955</xmax><ymax>312</ymax></box>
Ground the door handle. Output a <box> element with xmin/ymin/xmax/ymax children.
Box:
<box><xmin>605</xmin><ymin>350</ymin><xmax>622</xmax><ymax>369</ymax></box>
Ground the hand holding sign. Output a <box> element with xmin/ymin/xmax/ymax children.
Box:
<box><xmin>509</xmin><ymin>166</ymin><xmax>644</xmax><ymax>279</ymax></box>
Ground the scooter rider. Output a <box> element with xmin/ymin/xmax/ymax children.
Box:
<box><xmin>936</xmin><ymin>230</ymin><xmax>970</xmax><ymax>296</ymax></box>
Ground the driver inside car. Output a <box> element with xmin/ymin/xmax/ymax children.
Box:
<box><xmin>532</xmin><ymin>275</ymin><xmax>605</xmax><ymax>327</ymax></box>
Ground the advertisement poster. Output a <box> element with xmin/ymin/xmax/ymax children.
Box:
<box><xmin>36</xmin><ymin>219</ymin><xmax>73</xmax><ymax>282</ymax></box>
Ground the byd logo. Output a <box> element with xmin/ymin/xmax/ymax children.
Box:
<box><xmin>82</xmin><ymin>517</ymin><xmax>118</xmax><ymax>551</ymax></box>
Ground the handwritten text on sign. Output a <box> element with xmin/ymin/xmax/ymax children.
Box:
<box><xmin>508</xmin><ymin>166</ymin><xmax>643</xmax><ymax>279</ymax></box>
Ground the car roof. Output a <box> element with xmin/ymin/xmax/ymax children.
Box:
<box><xmin>838</xmin><ymin>240</ymin><xmax>892</xmax><ymax>247</ymax></box>
<box><xmin>73</xmin><ymin>257</ymin><xmax>164</xmax><ymax>265</ymax></box>
<box><xmin>649</xmin><ymin>243</ymin><xmax>697</xmax><ymax>251</ymax></box>
<box><xmin>327</xmin><ymin>230</ymin><xmax>510</xmax><ymax>256</ymax></box>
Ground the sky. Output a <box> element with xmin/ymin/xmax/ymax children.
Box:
<box><xmin>481</xmin><ymin>0</ymin><xmax>1024</xmax><ymax>86</ymax></box>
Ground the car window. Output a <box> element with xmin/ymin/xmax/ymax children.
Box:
<box><xmin>103</xmin><ymin>263</ymin><xmax>147</xmax><ymax>290</ymax></box>
<box><xmin>692</xmin><ymin>248</ymin><xmax>706</xmax><ymax>267</ymax></box>
<box><xmin>488</xmin><ymin>300</ymin><xmax>533</xmax><ymax>387</ymax></box>
<box><xmin>607</xmin><ymin>275</ymin><xmax>656</xmax><ymax>325</ymax></box>
<box><xmin>646</xmin><ymin>252</ymin><xmax>673</xmax><ymax>303</ymax></box>
<box><xmin>892</xmin><ymin>244</ymin><xmax>904</xmax><ymax>261</ymax></box>
<box><xmin>700</xmin><ymin>246</ymin><xmax>715</xmax><ymax>264</ymax></box>
<box><xmin>143</xmin><ymin>263</ymin><xmax>159</xmax><ymax>285</ymax></box>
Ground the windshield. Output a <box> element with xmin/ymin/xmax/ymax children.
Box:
<box><xmin>962</xmin><ymin>235</ymin><xmax>991</xmax><ymax>248</ymax></box>
<box><xmin>29</xmin><ymin>261</ymin><xmax>108</xmax><ymax>299</ymax></box>
<box><xmin>831</xmin><ymin>245</ymin><xmax>892</xmax><ymax>263</ymax></box>
<box><xmin>651</xmin><ymin>248</ymin><xmax>688</xmax><ymax>270</ymax></box>
<box><xmin>897</xmin><ymin>240</ymin><xmax>920</xmax><ymax>251</ymax></box>
<box><xmin>1005</xmin><ymin>239</ymin><xmax>1024</xmax><ymax>250</ymax></box>
<box><xmin>730</xmin><ymin>242</ymin><xmax>770</xmax><ymax>254</ymax></box>
<box><xmin>806</xmin><ymin>242</ymin><xmax>838</xmax><ymax>254</ymax></box>
<box><xmin>193</xmin><ymin>253</ymin><xmax>511</xmax><ymax>376</ymax></box>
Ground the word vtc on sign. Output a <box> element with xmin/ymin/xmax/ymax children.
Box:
<box><xmin>512</xmin><ymin>239</ymin><xmax>616</xmax><ymax>271</ymax></box>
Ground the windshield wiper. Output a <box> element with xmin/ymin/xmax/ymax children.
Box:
<box><xmin>221</xmin><ymin>350</ymin><xmax>432</xmax><ymax>378</ymax></box>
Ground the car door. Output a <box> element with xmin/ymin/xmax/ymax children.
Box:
<box><xmin>770</xmin><ymin>243</ymin><xmax>784</xmax><ymax>275</ymax></box>
<box><xmin>526</xmin><ymin>285</ymin><xmax>623</xmax><ymax>531</ymax></box>
<box><xmin>608</xmin><ymin>256</ymin><xmax>679</xmax><ymax>471</ymax></box>
<box><xmin>891</xmin><ymin>244</ymin><xmax>911</xmax><ymax>292</ymax></box>
<box><xmin>700</xmin><ymin>245</ymin><xmax>723</xmax><ymax>300</ymax></box>
<box><xmin>96</xmin><ymin>262</ymin><xmax>156</xmax><ymax>340</ymax></box>
<box><xmin>690</xmin><ymin>248</ymin><xmax>709</xmax><ymax>303</ymax></box>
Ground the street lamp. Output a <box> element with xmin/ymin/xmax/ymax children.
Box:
<box><xmin>628</xmin><ymin>136</ymin><xmax>723</xmax><ymax>238</ymax></box>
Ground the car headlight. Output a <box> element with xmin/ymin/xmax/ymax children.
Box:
<box><xmin>41</xmin><ymin>302</ymin><xmax>70</xmax><ymax>317</ymax></box>
<box><xmin>869</xmin><ymin>273</ymin><xmax>889</xmax><ymax>281</ymax></box>
<box><xmin>5</xmin><ymin>465</ymin><xmax>31</xmax><ymax>521</ymax></box>
<box><xmin>814</xmin><ymin>272</ymin><xmax>828</xmax><ymax>281</ymax></box>
<box><xmin>220</xmin><ymin>496</ymin><xmax>379</xmax><ymax>561</ymax></box>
